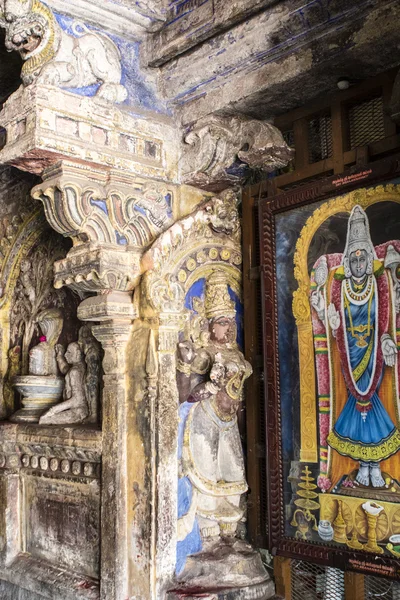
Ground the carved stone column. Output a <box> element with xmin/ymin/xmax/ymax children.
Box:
<box><xmin>0</xmin><ymin>79</ymin><xmax>182</xmax><ymax>599</ymax></box>
<box><xmin>154</xmin><ymin>312</ymin><xmax>187</xmax><ymax>597</ymax></box>
<box><xmin>78</xmin><ymin>293</ymin><xmax>134</xmax><ymax>600</ymax></box>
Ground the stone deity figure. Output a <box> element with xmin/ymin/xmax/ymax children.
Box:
<box><xmin>311</xmin><ymin>205</ymin><xmax>400</xmax><ymax>489</ymax></box>
<box><xmin>40</xmin><ymin>342</ymin><xmax>87</xmax><ymax>425</ymax></box>
<box><xmin>175</xmin><ymin>271</ymin><xmax>252</xmax><ymax>575</ymax></box>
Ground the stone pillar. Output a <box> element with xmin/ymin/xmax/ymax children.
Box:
<box><xmin>78</xmin><ymin>292</ymin><xmax>134</xmax><ymax>600</ymax></box>
<box><xmin>155</xmin><ymin>313</ymin><xmax>186</xmax><ymax>597</ymax></box>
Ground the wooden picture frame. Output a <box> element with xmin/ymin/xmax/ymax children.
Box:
<box><xmin>260</xmin><ymin>153</ymin><xmax>400</xmax><ymax>577</ymax></box>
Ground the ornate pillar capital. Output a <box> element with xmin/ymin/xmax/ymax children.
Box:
<box><xmin>180</xmin><ymin>113</ymin><xmax>294</xmax><ymax>191</ymax></box>
<box><xmin>28</xmin><ymin>159</ymin><xmax>178</xmax><ymax>294</ymax></box>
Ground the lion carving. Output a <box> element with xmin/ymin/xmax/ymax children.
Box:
<box><xmin>0</xmin><ymin>0</ymin><xmax>128</xmax><ymax>103</ymax></box>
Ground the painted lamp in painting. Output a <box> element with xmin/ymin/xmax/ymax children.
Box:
<box><xmin>311</xmin><ymin>205</ymin><xmax>400</xmax><ymax>493</ymax></box>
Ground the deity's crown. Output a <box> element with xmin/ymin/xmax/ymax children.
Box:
<box><xmin>204</xmin><ymin>271</ymin><xmax>236</xmax><ymax>320</ymax></box>
<box><xmin>343</xmin><ymin>205</ymin><xmax>376</xmax><ymax>261</ymax></box>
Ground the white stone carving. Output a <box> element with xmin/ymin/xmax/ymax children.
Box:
<box><xmin>1</xmin><ymin>0</ymin><xmax>128</xmax><ymax>103</ymax></box>
<box><xmin>181</xmin><ymin>114</ymin><xmax>294</xmax><ymax>190</ymax></box>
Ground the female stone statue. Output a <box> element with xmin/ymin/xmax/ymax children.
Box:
<box><xmin>175</xmin><ymin>270</ymin><xmax>252</xmax><ymax>574</ymax></box>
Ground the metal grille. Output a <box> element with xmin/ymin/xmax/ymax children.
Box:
<box><xmin>366</xmin><ymin>576</ymin><xmax>400</xmax><ymax>599</ymax></box>
<box><xmin>291</xmin><ymin>561</ymin><xmax>345</xmax><ymax>600</ymax></box>
<box><xmin>349</xmin><ymin>96</ymin><xmax>385</xmax><ymax>149</ymax></box>
<box><xmin>308</xmin><ymin>115</ymin><xmax>333</xmax><ymax>163</ymax></box>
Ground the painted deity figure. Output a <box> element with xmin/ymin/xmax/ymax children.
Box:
<box><xmin>311</xmin><ymin>205</ymin><xmax>400</xmax><ymax>489</ymax></box>
<box><xmin>175</xmin><ymin>271</ymin><xmax>252</xmax><ymax>575</ymax></box>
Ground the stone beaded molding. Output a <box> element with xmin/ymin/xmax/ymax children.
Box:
<box><xmin>0</xmin><ymin>441</ymin><xmax>101</xmax><ymax>477</ymax></box>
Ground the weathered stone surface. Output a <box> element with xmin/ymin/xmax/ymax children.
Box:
<box><xmin>0</xmin><ymin>579</ymin><xmax>46</xmax><ymax>599</ymax></box>
<box><xmin>47</xmin><ymin>0</ymin><xmax>165</xmax><ymax>38</ymax></box>
<box><xmin>0</xmin><ymin>84</ymin><xmax>178</xmax><ymax>181</ymax></box>
<box><xmin>0</xmin><ymin>553</ymin><xmax>99</xmax><ymax>599</ymax></box>
<box><xmin>156</xmin><ymin>0</ymin><xmax>400</xmax><ymax>124</ymax></box>
<box><xmin>168</xmin><ymin>581</ymin><xmax>275</xmax><ymax>600</ymax></box>
<box><xmin>181</xmin><ymin>114</ymin><xmax>293</xmax><ymax>191</ymax></box>
<box><xmin>146</xmin><ymin>0</ymin><xmax>279</xmax><ymax>67</ymax></box>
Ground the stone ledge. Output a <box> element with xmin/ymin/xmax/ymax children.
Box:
<box><xmin>0</xmin><ymin>84</ymin><xmax>178</xmax><ymax>182</ymax></box>
<box><xmin>0</xmin><ymin>553</ymin><xmax>99</xmax><ymax>600</ymax></box>
<box><xmin>48</xmin><ymin>0</ymin><xmax>165</xmax><ymax>39</ymax></box>
<box><xmin>167</xmin><ymin>580</ymin><xmax>276</xmax><ymax>600</ymax></box>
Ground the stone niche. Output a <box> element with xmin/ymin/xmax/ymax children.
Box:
<box><xmin>0</xmin><ymin>166</ymin><xmax>102</xmax><ymax>599</ymax></box>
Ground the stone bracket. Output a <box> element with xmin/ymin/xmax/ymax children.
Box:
<box><xmin>181</xmin><ymin>114</ymin><xmax>294</xmax><ymax>191</ymax></box>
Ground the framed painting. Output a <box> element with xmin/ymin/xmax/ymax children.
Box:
<box><xmin>260</xmin><ymin>154</ymin><xmax>400</xmax><ymax>576</ymax></box>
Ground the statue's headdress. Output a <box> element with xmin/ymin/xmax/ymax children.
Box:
<box><xmin>204</xmin><ymin>271</ymin><xmax>236</xmax><ymax>320</ymax></box>
<box><xmin>343</xmin><ymin>205</ymin><xmax>376</xmax><ymax>277</ymax></box>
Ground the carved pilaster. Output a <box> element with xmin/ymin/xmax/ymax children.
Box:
<box><xmin>181</xmin><ymin>114</ymin><xmax>294</xmax><ymax>191</ymax></box>
<box><xmin>155</xmin><ymin>312</ymin><xmax>187</xmax><ymax>596</ymax></box>
<box><xmin>78</xmin><ymin>292</ymin><xmax>134</xmax><ymax>600</ymax></box>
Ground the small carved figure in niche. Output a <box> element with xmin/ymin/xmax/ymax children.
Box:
<box><xmin>40</xmin><ymin>342</ymin><xmax>87</xmax><ymax>425</ymax></box>
<box><xmin>19</xmin><ymin>258</ymin><xmax>35</xmax><ymax>305</ymax></box>
<box><xmin>78</xmin><ymin>324</ymin><xmax>101</xmax><ymax>423</ymax></box>
<box><xmin>176</xmin><ymin>271</ymin><xmax>252</xmax><ymax>575</ymax></box>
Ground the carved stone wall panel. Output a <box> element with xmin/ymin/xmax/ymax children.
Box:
<box><xmin>24</xmin><ymin>475</ymin><xmax>100</xmax><ymax>578</ymax></box>
<box><xmin>0</xmin><ymin>205</ymin><xmax>77</xmax><ymax>418</ymax></box>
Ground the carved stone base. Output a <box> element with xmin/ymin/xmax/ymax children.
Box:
<box><xmin>168</xmin><ymin>581</ymin><xmax>275</xmax><ymax>600</ymax></box>
<box><xmin>174</xmin><ymin>539</ymin><xmax>274</xmax><ymax>598</ymax></box>
<box><xmin>10</xmin><ymin>375</ymin><xmax>64</xmax><ymax>423</ymax></box>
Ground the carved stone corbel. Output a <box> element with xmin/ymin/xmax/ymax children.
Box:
<box><xmin>31</xmin><ymin>160</ymin><xmax>176</xmax><ymax>293</ymax></box>
<box><xmin>181</xmin><ymin>114</ymin><xmax>294</xmax><ymax>191</ymax></box>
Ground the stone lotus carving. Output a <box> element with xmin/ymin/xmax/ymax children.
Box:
<box><xmin>0</xmin><ymin>0</ymin><xmax>127</xmax><ymax>103</ymax></box>
<box><xmin>181</xmin><ymin>114</ymin><xmax>294</xmax><ymax>191</ymax></box>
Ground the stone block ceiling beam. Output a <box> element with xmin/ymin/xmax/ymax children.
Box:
<box><xmin>154</xmin><ymin>0</ymin><xmax>400</xmax><ymax>124</ymax></box>
<box><xmin>3</xmin><ymin>0</ymin><xmax>166</xmax><ymax>39</ymax></box>
<box><xmin>146</xmin><ymin>0</ymin><xmax>280</xmax><ymax>67</ymax></box>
